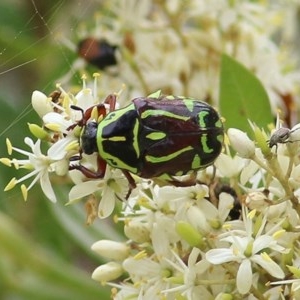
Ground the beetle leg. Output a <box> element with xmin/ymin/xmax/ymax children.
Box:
<box><xmin>69</xmin><ymin>155</ymin><xmax>82</xmax><ymax>162</ymax></box>
<box><xmin>67</xmin><ymin>104</ymin><xmax>107</xmax><ymax>131</ymax></box>
<box><xmin>121</xmin><ymin>170</ymin><xmax>136</xmax><ymax>199</ymax></box>
<box><xmin>69</xmin><ymin>164</ymin><xmax>105</xmax><ymax>178</ymax></box>
<box><xmin>69</xmin><ymin>155</ymin><xmax>106</xmax><ymax>179</ymax></box>
<box><xmin>104</xmin><ymin>94</ymin><xmax>117</xmax><ymax>112</ymax></box>
<box><xmin>122</xmin><ymin>170</ymin><xmax>136</xmax><ymax>189</ymax></box>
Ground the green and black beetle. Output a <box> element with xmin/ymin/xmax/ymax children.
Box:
<box><xmin>70</xmin><ymin>91</ymin><xmax>224</xmax><ymax>192</ymax></box>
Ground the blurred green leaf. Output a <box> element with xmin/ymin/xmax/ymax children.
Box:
<box><xmin>219</xmin><ymin>54</ymin><xmax>273</xmax><ymax>134</ymax></box>
<box><xmin>49</xmin><ymin>189</ymin><xmax>124</xmax><ymax>261</ymax></box>
<box><xmin>0</xmin><ymin>211</ymin><xmax>110</xmax><ymax>300</ymax></box>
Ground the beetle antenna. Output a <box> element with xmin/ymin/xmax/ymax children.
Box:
<box><xmin>70</xmin><ymin>104</ymin><xmax>84</xmax><ymax>114</ymax></box>
<box><xmin>66</xmin><ymin>105</ymin><xmax>86</xmax><ymax>131</ymax></box>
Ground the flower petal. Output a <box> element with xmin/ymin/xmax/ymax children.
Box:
<box><xmin>68</xmin><ymin>180</ymin><xmax>101</xmax><ymax>201</ymax></box>
<box><xmin>40</xmin><ymin>172</ymin><xmax>57</xmax><ymax>202</ymax></box>
<box><xmin>98</xmin><ymin>188</ymin><xmax>116</xmax><ymax>218</ymax></box>
<box><xmin>237</xmin><ymin>259</ymin><xmax>252</xmax><ymax>294</ymax></box>
<box><xmin>47</xmin><ymin>136</ymin><xmax>74</xmax><ymax>160</ymax></box>
<box><xmin>252</xmin><ymin>254</ymin><xmax>284</xmax><ymax>279</ymax></box>
<box><xmin>206</xmin><ymin>248</ymin><xmax>236</xmax><ymax>264</ymax></box>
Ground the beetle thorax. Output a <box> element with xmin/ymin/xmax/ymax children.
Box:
<box><xmin>81</xmin><ymin>121</ymin><xmax>98</xmax><ymax>155</ymax></box>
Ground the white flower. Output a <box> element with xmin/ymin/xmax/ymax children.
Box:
<box><xmin>111</xmin><ymin>284</ymin><xmax>141</xmax><ymax>300</ymax></box>
<box><xmin>150</xmin><ymin>211</ymin><xmax>179</xmax><ymax>257</ymax></box>
<box><xmin>43</xmin><ymin>112</ymin><xmax>74</xmax><ymax>134</ymax></box>
<box><xmin>228</xmin><ymin>128</ymin><xmax>255</xmax><ymax>158</ymax></box>
<box><xmin>3</xmin><ymin>137</ymin><xmax>66</xmax><ymax>202</ymax></box>
<box><xmin>182</xmin><ymin>191</ymin><xmax>234</xmax><ymax>238</ymax></box>
<box><xmin>68</xmin><ymin>167</ymin><xmax>128</xmax><ymax>218</ymax></box>
<box><xmin>117</xmin><ymin>252</ymin><xmax>174</xmax><ymax>299</ymax></box>
<box><xmin>206</xmin><ymin>207</ymin><xmax>286</xmax><ymax>294</ymax></box>
<box><xmin>156</xmin><ymin>184</ymin><xmax>209</xmax><ymax>219</ymax></box>
<box><xmin>123</xmin><ymin>255</ymin><xmax>168</xmax><ymax>285</ymax></box>
<box><xmin>123</xmin><ymin>185</ymin><xmax>180</xmax><ymax>256</ymax></box>
<box><xmin>206</xmin><ymin>235</ymin><xmax>285</xmax><ymax>294</ymax></box>
<box><xmin>214</xmin><ymin>153</ymin><xmax>245</xmax><ymax>178</ymax></box>
<box><xmin>162</xmin><ymin>248</ymin><xmax>212</xmax><ymax>300</ymax></box>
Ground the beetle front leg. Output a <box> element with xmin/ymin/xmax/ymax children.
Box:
<box><xmin>69</xmin><ymin>156</ymin><xmax>106</xmax><ymax>179</ymax></box>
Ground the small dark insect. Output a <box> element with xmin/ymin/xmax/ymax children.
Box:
<box><xmin>215</xmin><ymin>184</ymin><xmax>240</xmax><ymax>220</ymax></box>
<box><xmin>77</xmin><ymin>38</ymin><xmax>118</xmax><ymax>69</ymax></box>
<box><xmin>268</xmin><ymin>125</ymin><xmax>300</xmax><ymax>151</ymax></box>
<box><xmin>48</xmin><ymin>90</ymin><xmax>62</xmax><ymax>104</ymax></box>
<box><xmin>268</xmin><ymin>127</ymin><xmax>291</xmax><ymax>149</ymax></box>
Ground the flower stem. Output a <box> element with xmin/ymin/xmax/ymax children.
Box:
<box><xmin>267</xmin><ymin>154</ymin><xmax>300</xmax><ymax>212</ymax></box>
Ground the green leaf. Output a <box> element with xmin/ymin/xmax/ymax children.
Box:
<box><xmin>219</xmin><ymin>54</ymin><xmax>273</xmax><ymax>134</ymax></box>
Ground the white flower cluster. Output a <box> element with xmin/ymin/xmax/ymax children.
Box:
<box><xmin>89</xmin><ymin>124</ymin><xmax>300</xmax><ymax>299</ymax></box>
<box><xmin>3</xmin><ymin>72</ymin><xmax>300</xmax><ymax>297</ymax></box>
<box><xmin>3</xmin><ymin>78</ymin><xmax>300</xmax><ymax>298</ymax></box>
<box><xmin>64</xmin><ymin>0</ymin><xmax>300</xmax><ymax>120</ymax></box>
<box><xmin>1</xmin><ymin>75</ymin><xmax>129</xmax><ymax>218</ymax></box>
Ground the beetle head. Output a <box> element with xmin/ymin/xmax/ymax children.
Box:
<box><xmin>81</xmin><ymin>121</ymin><xmax>98</xmax><ymax>154</ymax></box>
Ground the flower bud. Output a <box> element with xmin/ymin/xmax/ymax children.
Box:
<box><xmin>124</xmin><ymin>220</ymin><xmax>150</xmax><ymax>243</ymax></box>
<box><xmin>91</xmin><ymin>262</ymin><xmax>123</xmax><ymax>283</ymax></box>
<box><xmin>31</xmin><ymin>91</ymin><xmax>53</xmax><ymax>117</ymax></box>
<box><xmin>227</xmin><ymin>128</ymin><xmax>255</xmax><ymax>158</ymax></box>
<box><xmin>252</xmin><ymin>125</ymin><xmax>270</xmax><ymax>156</ymax></box>
<box><xmin>28</xmin><ymin>123</ymin><xmax>49</xmax><ymax>140</ymax></box>
<box><xmin>91</xmin><ymin>240</ymin><xmax>130</xmax><ymax>261</ymax></box>
<box><xmin>175</xmin><ymin>220</ymin><xmax>204</xmax><ymax>247</ymax></box>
